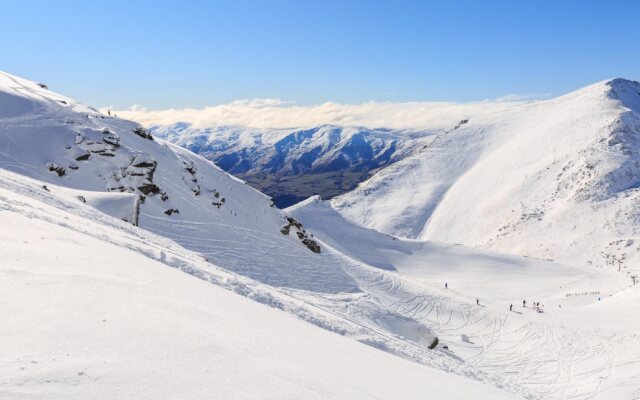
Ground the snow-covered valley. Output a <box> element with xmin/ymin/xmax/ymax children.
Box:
<box><xmin>1</xmin><ymin>70</ymin><xmax>640</xmax><ymax>400</ymax></box>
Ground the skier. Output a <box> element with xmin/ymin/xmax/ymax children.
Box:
<box><xmin>523</xmin><ymin>299</ymin><xmax>526</xmax><ymax>307</ymax></box>
<box><xmin>510</xmin><ymin>304</ymin><xmax>513</xmax><ymax>312</ymax></box>
<box><xmin>445</xmin><ymin>282</ymin><xmax>448</xmax><ymax>289</ymax></box>
<box><xmin>476</xmin><ymin>298</ymin><xmax>479</xmax><ymax>305</ymax></box>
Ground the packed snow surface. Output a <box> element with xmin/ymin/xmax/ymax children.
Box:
<box><xmin>289</xmin><ymin>196</ymin><xmax>640</xmax><ymax>400</ymax></box>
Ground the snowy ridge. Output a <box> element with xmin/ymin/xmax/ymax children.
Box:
<box><xmin>333</xmin><ymin>78</ymin><xmax>640</xmax><ymax>273</ymax></box>
<box><xmin>0</xmin><ymin>70</ymin><xmax>355</xmax><ymax>293</ymax></box>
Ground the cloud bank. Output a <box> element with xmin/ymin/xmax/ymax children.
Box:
<box><xmin>109</xmin><ymin>98</ymin><xmax>528</xmax><ymax>130</ymax></box>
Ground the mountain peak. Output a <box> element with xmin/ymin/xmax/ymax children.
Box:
<box><xmin>604</xmin><ymin>77</ymin><xmax>640</xmax><ymax>111</ymax></box>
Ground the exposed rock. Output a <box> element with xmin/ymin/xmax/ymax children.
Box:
<box><xmin>138</xmin><ymin>183</ymin><xmax>160</xmax><ymax>195</ymax></box>
<box><xmin>133</xmin><ymin>160</ymin><xmax>157</xmax><ymax>168</ymax></box>
<box><xmin>75</xmin><ymin>152</ymin><xmax>90</xmax><ymax>161</ymax></box>
<box><xmin>164</xmin><ymin>208</ymin><xmax>179</xmax><ymax>216</ymax></box>
<box><xmin>281</xmin><ymin>216</ymin><xmax>322</xmax><ymax>253</ymax></box>
<box><xmin>301</xmin><ymin>237</ymin><xmax>321</xmax><ymax>253</ymax></box>
<box><xmin>47</xmin><ymin>163</ymin><xmax>66</xmax><ymax>177</ymax></box>
<box><xmin>133</xmin><ymin>127</ymin><xmax>154</xmax><ymax>140</ymax></box>
<box><xmin>92</xmin><ymin>149</ymin><xmax>115</xmax><ymax>157</ymax></box>
<box><xmin>102</xmin><ymin>136</ymin><xmax>120</xmax><ymax>147</ymax></box>
<box><xmin>281</xmin><ymin>216</ymin><xmax>303</xmax><ymax>235</ymax></box>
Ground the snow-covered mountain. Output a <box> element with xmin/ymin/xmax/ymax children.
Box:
<box><xmin>333</xmin><ymin>78</ymin><xmax>640</xmax><ymax>272</ymax></box>
<box><xmin>3</xmin><ymin>70</ymin><xmax>640</xmax><ymax>399</ymax></box>
<box><xmin>0</xmin><ymin>71</ymin><xmax>351</xmax><ymax>293</ymax></box>
<box><xmin>0</xmin><ymin>71</ymin><xmax>540</xmax><ymax>399</ymax></box>
<box><xmin>151</xmin><ymin>123</ymin><xmax>437</xmax><ymax>207</ymax></box>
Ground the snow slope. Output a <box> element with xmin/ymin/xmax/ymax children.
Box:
<box><xmin>0</xmin><ymin>71</ymin><xmax>544</xmax><ymax>398</ymax></box>
<box><xmin>333</xmin><ymin>78</ymin><xmax>640</xmax><ymax>274</ymax></box>
<box><xmin>0</xmin><ymin>71</ymin><xmax>355</xmax><ymax>293</ymax></box>
<box><xmin>289</xmin><ymin>196</ymin><xmax>640</xmax><ymax>400</ymax></box>
<box><xmin>288</xmin><ymin>196</ymin><xmax>600</xmax><ymax>301</ymax></box>
<box><xmin>0</xmin><ymin>170</ymin><xmax>523</xmax><ymax>400</ymax></box>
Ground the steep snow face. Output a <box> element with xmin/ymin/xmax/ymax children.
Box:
<box><xmin>0</xmin><ymin>171</ymin><xmax>522</xmax><ymax>400</ymax></box>
<box><xmin>152</xmin><ymin>123</ymin><xmax>437</xmax><ymax>207</ymax></box>
<box><xmin>333</xmin><ymin>79</ymin><xmax>640</xmax><ymax>271</ymax></box>
<box><xmin>0</xmin><ymin>71</ymin><xmax>356</xmax><ymax>293</ymax></box>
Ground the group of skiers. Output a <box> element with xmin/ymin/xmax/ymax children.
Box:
<box><xmin>445</xmin><ymin>283</ymin><xmax>544</xmax><ymax>313</ymax></box>
<box><xmin>520</xmin><ymin>299</ymin><xmax>543</xmax><ymax>312</ymax></box>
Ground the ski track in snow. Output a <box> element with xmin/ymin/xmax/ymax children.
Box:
<box><xmin>0</xmin><ymin>170</ymin><xmax>535</xmax><ymax>399</ymax></box>
<box><xmin>139</xmin><ymin>193</ymin><xmax>640</xmax><ymax>400</ymax></box>
<box><xmin>332</xmin><ymin>265</ymin><xmax>640</xmax><ymax>400</ymax></box>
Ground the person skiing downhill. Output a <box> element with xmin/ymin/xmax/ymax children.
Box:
<box><xmin>523</xmin><ymin>300</ymin><xmax>526</xmax><ymax>307</ymax></box>
<box><xmin>510</xmin><ymin>304</ymin><xmax>513</xmax><ymax>311</ymax></box>
<box><xmin>476</xmin><ymin>298</ymin><xmax>479</xmax><ymax>305</ymax></box>
<box><xmin>445</xmin><ymin>282</ymin><xmax>448</xmax><ymax>289</ymax></box>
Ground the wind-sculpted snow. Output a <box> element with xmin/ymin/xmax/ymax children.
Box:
<box><xmin>333</xmin><ymin>78</ymin><xmax>640</xmax><ymax>275</ymax></box>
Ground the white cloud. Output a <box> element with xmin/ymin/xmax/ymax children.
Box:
<box><xmin>492</xmin><ymin>93</ymin><xmax>553</xmax><ymax>102</ymax></box>
<box><xmin>110</xmin><ymin>98</ymin><xmax>528</xmax><ymax>130</ymax></box>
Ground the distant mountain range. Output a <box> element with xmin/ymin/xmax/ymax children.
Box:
<box><xmin>151</xmin><ymin>124</ymin><xmax>439</xmax><ymax>207</ymax></box>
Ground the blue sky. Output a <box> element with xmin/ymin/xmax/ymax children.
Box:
<box><xmin>1</xmin><ymin>0</ymin><xmax>638</xmax><ymax>109</ymax></box>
